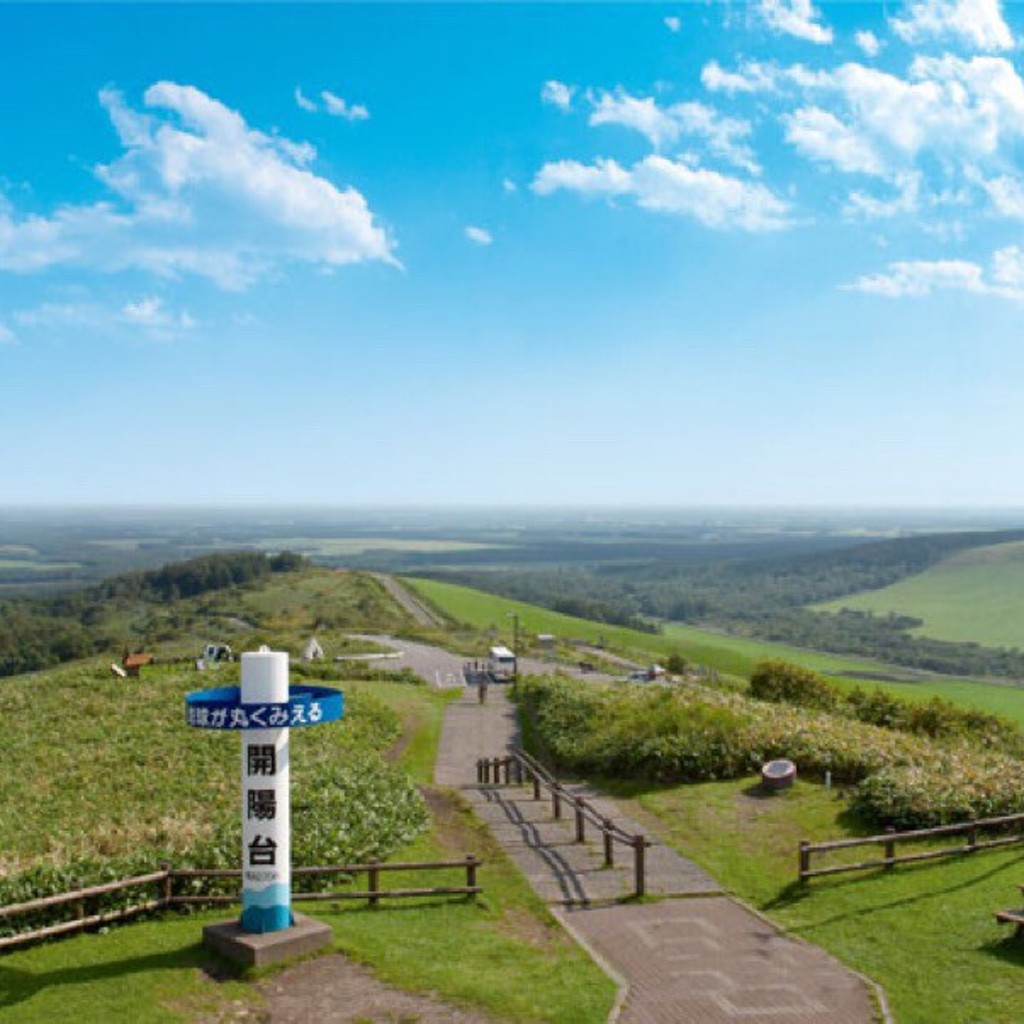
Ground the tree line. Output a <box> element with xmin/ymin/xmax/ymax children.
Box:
<box><xmin>0</xmin><ymin>551</ymin><xmax>306</xmax><ymax>677</ymax></box>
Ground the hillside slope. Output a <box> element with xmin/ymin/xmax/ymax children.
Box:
<box><xmin>818</xmin><ymin>541</ymin><xmax>1024</xmax><ymax>650</ymax></box>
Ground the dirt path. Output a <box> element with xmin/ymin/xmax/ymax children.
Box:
<box><xmin>255</xmin><ymin>955</ymin><xmax>495</xmax><ymax>1023</ymax></box>
<box><xmin>372</xmin><ymin>573</ymin><xmax>443</xmax><ymax>627</ymax></box>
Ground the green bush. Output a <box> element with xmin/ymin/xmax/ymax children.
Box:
<box><xmin>520</xmin><ymin>675</ymin><xmax>1024</xmax><ymax>830</ymax></box>
<box><xmin>853</xmin><ymin>754</ymin><xmax>1024</xmax><ymax>828</ymax></box>
<box><xmin>749</xmin><ymin>659</ymin><xmax>840</xmax><ymax>711</ymax></box>
<box><xmin>519</xmin><ymin>675</ymin><xmax>925</xmax><ymax>785</ymax></box>
<box><xmin>751</xmin><ymin>660</ymin><xmax>1024</xmax><ymax>758</ymax></box>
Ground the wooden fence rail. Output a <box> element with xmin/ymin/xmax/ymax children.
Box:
<box><xmin>476</xmin><ymin>749</ymin><xmax>650</xmax><ymax>897</ymax></box>
<box><xmin>0</xmin><ymin>856</ymin><xmax>482</xmax><ymax>952</ymax></box>
<box><xmin>799</xmin><ymin>811</ymin><xmax>1024</xmax><ymax>881</ymax></box>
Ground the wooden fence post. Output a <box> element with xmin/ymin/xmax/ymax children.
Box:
<box><xmin>491</xmin><ymin>757</ymin><xmax>501</xmax><ymax>783</ymax></box>
<box><xmin>369</xmin><ymin>862</ymin><xmax>380</xmax><ymax>907</ymax></box>
<box><xmin>634</xmin><ymin>835</ymin><xmax>646</xmax><ymax>898</ymax></box>
<box><xmin>532</xmin><ymin>770</ymin><xmax>541</xmax><ymax>801</ymax></box>
<box><xmin>604</xmin><ymin>820</ymin><xmax>615</xmax><ymax>867</ymax></box>
<box><xmin>514</xmin><ymin>758</ymin><xmax>524</xmax><ymax>785</ymax></box>
<box><xmin>967</xmin><ymin>825</ymin><xmax>978</xmax><ymax>853</ymax></box>
<box><xmin>552</xmin><ymin>785</ymin><xmax>562</xmax><ymax>820</ymax></box>
<box><xmin>466</xmin><ymin>854</ymin><xmax>478</xmax><ymax>897</ymax></box>
<box><xmin>798</xmin><ymin>841</ymin><xmax>810</xmax><ymax>881</ymax></box>
<box><xmin>502</xmin><ymin>758</ymin><xmax>511</xmax><ymax>785</ymax></box>
<box><xmin>575</xmin><ymin>798</ymin><xmax>586</xmax><ymax>843</ymax></box>
<box><xmin>884</xmin><ymin>827</ymin><xmax>896</xmax><ymax>869</ymax></box>
<box><xmin>160</xmin><ymin>862</ymin><xmax>173</xmax><ymax>907</ymax></box>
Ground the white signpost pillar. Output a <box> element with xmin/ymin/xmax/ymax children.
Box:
<box><xmin>240</xmin><ymin>648</ymin><xmax>292</xmax><ymax>933</ymax></box>
<box><xmin>186</xmin><ymin>648</ymin><xmax>342</xmax><ymax>963</ymax></box>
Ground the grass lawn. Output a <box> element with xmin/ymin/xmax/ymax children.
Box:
<box><xmin>410</xmin><ymin>577</ymin><xmax>1024</xmax><ymax>726</ymax></box>
<box><xmin>818</xmin><ymin>541</ymin><xmax>1024</xmax><ymax>651</ymax></box>
<box><xmin>0</xmin><ymin>909</ymin><xmax>256</xmax><ymax>1023</ymax></box>
<box><xmin>611</xmin><ymin>775</ymin><xmax>1024</xmax><ymax>1024</ymax></box>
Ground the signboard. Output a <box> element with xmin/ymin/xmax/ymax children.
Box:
<box><xmin>185</xmin><ymin>648</ymin><xmax>343</xmax><ymax>934</ymax></box>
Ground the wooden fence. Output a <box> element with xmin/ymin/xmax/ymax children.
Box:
<box><xmin>477</xmin><ymin>748</ymin><xmax>650</xmax><ymax>897</ymax></box>
<box><xmin>0</xmin><ymin>856</ymin><xmax>481</xmax><ymax>952</ymax></box>
<box><xmin>799</xmin><ymin>812</ymin><xmax>1024</xmax><ymax>881</ymax></box>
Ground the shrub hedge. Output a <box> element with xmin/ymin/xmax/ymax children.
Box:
<box><xmin>750</xmin><ymin>659</ymin><xmax>1024</xmax><ymax>757</ymax></box>
<box><xmin>519</xmin><ymin>675</ymin><xmax>1024</xmax><ymax>830</ymax></box>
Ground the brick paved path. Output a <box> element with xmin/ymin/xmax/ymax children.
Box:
<box><xmin>436</xmin><ymin>686</ymin><xmax>882</xmax><ymax>1023</ymax></box>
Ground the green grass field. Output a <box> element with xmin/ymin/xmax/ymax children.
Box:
<box><xmin>819</xmin><ymin>540</ymin><xmax>1024</xmax><ymax>650</ymax></box>
<box><xmin>613</xmin><ymin>776</ymin><xmax>1024</xmax><ymax>1024</ymax></box>
<box><xmin>408</xmin><ymin>577</ymin><xmax>1024</xmax><ymax>725</ymax></box>
<box><xmin>0</xmin><ymin>680</ymin><xmax>614</xmax><ymax>1023</ymax></box>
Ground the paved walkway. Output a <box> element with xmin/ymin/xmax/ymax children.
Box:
<box><xmin>435</xmin><ymin>687</ymin><xmax>881</xmax><ymax>1023</ymax></box>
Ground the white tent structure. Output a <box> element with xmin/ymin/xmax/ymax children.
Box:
<box><xmin>302</xmin><ymin>637</ymin><xmax>325</xmax><ymax>662</ymax></box>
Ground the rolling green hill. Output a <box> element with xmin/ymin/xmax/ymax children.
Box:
<box><xmin>818</xmin><ymin>540</ymin><xmax>1024</xmax><ymax>650</ymax></box>
<box><xmin>406</xmin><ymin>577</ymin><xmax>1024</xmax><ymax>726</ymax></box>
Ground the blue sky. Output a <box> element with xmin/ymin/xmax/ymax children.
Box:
<box><xmin>2</xmin><ymin>1</ymin><xmax>1024</xmax><ymax>507</ymax></box>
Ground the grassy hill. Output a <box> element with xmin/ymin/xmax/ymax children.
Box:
<box><xmin>0</xmin><ymin>568</ymin><xmax>615</xmax><ymax>1023</ymax></box>
<box><xmin>408</xmin><ymin>577</ymin><xmax>1024</xmax><ymax>726</ymax></box>
<box><xmin>818</xmin><ymin>540</ymin><xmax>1024</xmax><ymax>650</ymax></box>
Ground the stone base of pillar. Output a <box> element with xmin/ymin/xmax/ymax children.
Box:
<box><xmin>203</xmin><ymin>913</ymin><xmax>332</xmax><ymax>967</ymax></box>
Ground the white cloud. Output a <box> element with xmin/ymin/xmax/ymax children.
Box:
<box><xmin>589</xmin><ymin>90</ymin><xmax>680</xmax><ymax>149</ymax></box>
<box><xmin>120</xmin><ymin>296</ymin><xmax>196</xmax><ymax>330</ymax></box>
<box><xmin>721</xmin><ymin>55</ymin><xmax>1024</xmax><ymax>187</ymax></box>
<box><xmin>854</xmin><ymin>30</ymin><xmax>881</xmax><ymax>57</ymax></box>
<box><xmin>588</xmin><ymin>89</ymin><xmax>759</xmax><ymax>172</ymax></box>
<box><xmin>0</xmin><ymin>82</ymin><xmax>395</xmax><ymax>290</ymax></box>
<box><xmin>849</xmin><ymin>258</ymin><xmax>987</xmax><ymax>296</ymax></box>
<box><xmin>14</xmin><ymin>302</ymin><xmax>109</xmax><ymax>330</ymax></box>
<box><xmin>845</xmin><ymin>173</ymin><xmax>921</xmax><ymax>219</ymax></box>
<box><xmin>320</xmin><ymin>90</ymin><xmax>369</xmax><ymax>122</ymax></box>
<box><xmin>502</xmin><ymin>178</ymin><xmax>518</xmax><ymax>193</ymax></box>
<box><xmin>465</xmin><ymin>225</ymin><xmax>493</xmax><ymax>246</ymax></box>
<box><xmin>0</xmin><ymin>319</ymin><xmax>15</xmax><ymax>344</ymax></box>
<box><xmin>892</xmin><ymin>0</ymin><xmax>1013</xmax><ymax>52</ymax></box>
<box><xmin>701</xmin><ymin>60</ymin><xmax>779</xmax><ymax>95</ymax></box>
<box><xmin>783</xmin><ymin>106</ymin><xmax>885</xmax><ymax>174</ymax></box>
<box><xmin>294</xmin><ymin>87</ymin><xmax>318</xmax><ymax>113</ymax></box>
<box><xmin>992</xmin><ymin>245</ymin><xmax>1024</xmax><ymax>288</ymax></box>
<box><xmin>979</xmin><ymin>174</ymin><xmax>1024</xmax><ymax>218</ymax></box>
<box><xmin>14</xmin><ymin>296</ymin><xmax>197</xmax><ymax>339</ymax></box>
<box><xmin>533</xmin><ymin>158</ymin><xmax>633</xmax><ymax>198</ymax></box>
<box><xmin>541</xmin><ymin>80</ymin><xmax>575</xmax><ymax>111</ymax></box>
<box><xmin>759</xmin><ymin>0</ymin><xmax>833</xmax><ymax>44</ymax></box>
<box><xmin>533</xmin><ymin>155</ymin><xmax>790</xmax><ymax>231</ymax></box>
<box><xmin>664</xmin><ymin>16</ymin><xmax>681</xmax><ymax>34</ymax></box>
<box><xmin>847</xmin><ymin>248</ymin><xmax>1024</xmax><ymax>299</ymax></box>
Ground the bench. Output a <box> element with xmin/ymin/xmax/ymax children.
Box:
<box><xmin>995</xmin><ymin>909</ymin><xmax>1024</xmax><ymax>937</ymax></box>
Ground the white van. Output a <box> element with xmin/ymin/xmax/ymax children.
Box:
<box><xmin>487</xmin><ymin>645</ymin><xmax>516</xmax><ymax>681</ymax></box>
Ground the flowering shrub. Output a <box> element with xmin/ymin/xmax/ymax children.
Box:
<box><xmin>519</xmin><ymin>675</ymin><xmax>1024</xmax><ymax>829</ymax></box>
<box><xmin>852</xmin><ymin>754</ymin><xmax>1024</xmax><ymax>829</ymax></box>
<box><xmin>750</xmin><ymin>659</ymin><xmax>1024</xmax><ymax>758</ymax></box>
